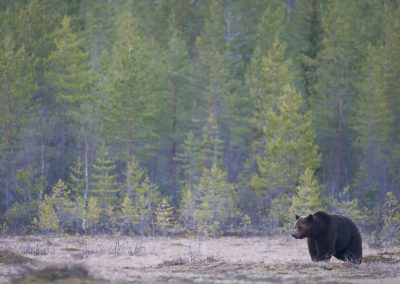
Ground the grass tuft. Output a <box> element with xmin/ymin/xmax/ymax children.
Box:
<box><xmin>0</xmin><ymin>247</ymin><xmax>33</xmax><ymax>265</ymax></box>
<box><xmin>15</xmin><ymin>265</ymin><xmax>101</xmax><ymax>284</ymax></box>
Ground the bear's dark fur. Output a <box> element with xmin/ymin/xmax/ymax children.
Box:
<box><xmin>291</xmin><ymin>211</ymin><xmax>362</xmax><ymax>264</ymax></box>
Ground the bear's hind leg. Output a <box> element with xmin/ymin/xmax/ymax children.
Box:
<box><xmin>343</xmin><ymin>250</ymin><xmax>362</xmax><ymax>264</ymax></box>
<box><xmin>333</xmin><ymin>250</ymin><xmax>346</xmax><ymax>261</ymax></box>
<box><xmin>344</xmin><ymin>235</ymin><xmax>362</xmax><ymax>264</ymax></box>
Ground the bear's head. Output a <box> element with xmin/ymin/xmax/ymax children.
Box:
<box><xmin>291</xmin><ymin>214</ymin><xmax>313</xmax><ymax>239</ymax></box>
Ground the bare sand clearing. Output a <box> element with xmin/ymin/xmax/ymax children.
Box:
<box><xmin>0</xmin><ymin>235</ymin><xmax>399</xmax><ymax>283</ymax></box>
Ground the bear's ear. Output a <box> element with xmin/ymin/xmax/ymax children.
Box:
<box><xmin>306</xmin><ymin>214</ymin><xmax>313</xmax><ymax>221</ymax></box>
<box><xmin>295</xmin><ymin>214</ymin><xmax>300</xmax><ymax>220</ymax></box>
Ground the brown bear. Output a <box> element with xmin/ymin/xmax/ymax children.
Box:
<box><xmin>291</xmin><ymin>211</ymin><xmax>362</xmax><ymax>264</ymax></box>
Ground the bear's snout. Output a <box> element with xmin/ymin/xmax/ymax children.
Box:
<box><xmin>291</xmin><ymin>231</ymin><xmax>301</xmax><ymax>239</ymax></box>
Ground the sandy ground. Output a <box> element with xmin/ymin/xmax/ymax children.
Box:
<box><xmin>0</xmin><ymin>235</ymin><xmax>399</xmax><ymax>283</ymax></box>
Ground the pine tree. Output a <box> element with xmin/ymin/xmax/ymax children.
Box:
<box><xmin>37</xmin><ymin>194</ymin><xmax>59</xmax><ymax>233</ymax></box>
<box><xmin>176</xmin><ymin>131</ymin><xmax>202</xmax><ymax>190</ymax></box>
<box><xmin>104</xmin><ymin>10</ymin><xmax>156</xmax><ymax>161</ymax></box>
<box><xmin>122</xmin><ymin>157</ymin><xmax>160</xmax><ymax>235</ymax></box>
<box><xmin>314</xmin><ymin>0</ymin><xmax>364</xmax><ymax>196</ymax></box>
<box><xmin>353</xmin><ymin>44</ymin><xmax>394</xmax><ymax>203</ymax></box>
<box><xmin>91</xmin><ymin>144</ymin><xmax>118</xmax><ymax>209</ymax></box>
<box><xmin>5</xmin><ymin>166</ymin><xmax>44</xmax><ymax>232</ymax></box>
<box><xmin>245</xmin><ymin>37</ymin><xmax>294</xmax><ymax>215</ymax></box>
<box><xmin>37</xmin><ymin>180</ymin><xmax>74</xmax><ymax>233</ymax></box>
<box><xmin>383</xmin><ymin>192</ymin><xmax>400</xmax><ymax>230</ymax></box>
<box><xmin>193</xmin><ymin>1</ymin><xmax>241</xmax><ymax>176</ymax></box>
<box><xmin>382</xmin><ymin>192</ymin><xmax>400</xmax><ymax>244</ymax></box>
<box><xmin>44</xmin><ymin>15</ymin><xmax>93</xmax><ymax>181</ymax></box>
<box><xmin>155</xmin><ymin>197</ymin><xmax>176</xmax><ymax>236</ymax></box>
<box><xmin>79</xmin><ymin>196</ymin><xmax>101</xmax><ymax>232</ymax></box>
<box><xmin>15</xmin><ymin>166</ymin><xmax>44</xmax><ymax>203</ymax></box>
<box><xmin>247</xmin><ymin>37</ymin><xmax>293</xmax><ymax>133</ymax></box>
<box><xmin>51</xmin><ymin>179</ymin><xmax>75</xmax><ymax>232</ymax></box>
<box><xmin>137</xmin><ymin>177</ymin><xmax>160</xmax><ymax>236</ymax></box>
<box><xmin>193</xmin><ymin>164</ymin><xmax>237</xmax><ymax>235</ymax></box>
<box><xmin>69</xmin><ymin>156</ymin><xmax>85</xmax><ymax>198</ymax></box>
<box><xmin>121</xmin><ymin>195</ymin><xmax>138</xmax><ymax>230</ymax></box>
<box><xmin>162</xmin><ymin>13</ymin><xmax>194</xmax><ymax>199</ymax></box>
<box><xmin>246</xmin><ymin>2</ymin><xmax>287</xmax><ymax>99</ymax></box>
<box><xmin>124</xmin><ymin>156</ymin><xmax>145</xmax><ymax>196</ymax></box>
<box><xmin>81</xmin><ymin>0</ymin><xmax>116</xmax><ymax>69</ymax></box>
<box><xmin>201</xmin><ymin>114</ymin><xmax>223</xmax><ymax>169</ymax></box>
<box><xmin>180</xmin><ymin>186</ymin><xmax>196</xmax><ymax>232</ymax></box>
<box><xmin>287</xmin><ymin>0</ymin><xmax>323</xmax><ymax>105</ymax></box>
<box><xmin>253</xmin><ymin>85</ymin><xmax>320</xmax><ymax>192</ymax></box>
<box><xmin>0</xmin><ymin>35</ymin><xmax>35</xmax><ymax>211</ymax></box>
<box><xmin>290</xmin><ymin>168</ymin><xmax>322</xmax><ymax>217</ymax></box>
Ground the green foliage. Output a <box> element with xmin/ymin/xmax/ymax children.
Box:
<box><xmin>323</xmin><ymin>186</ymin><xmax>366</xmax><ymax>225</ymax></box>
<box><xmin>288</xmin><ymin>0</ymin><xmax>323</xmax><ymax>103</ymax></box>
<box><xmin>44</xmin><ymin>15</ymin><xmax>93</xmax><ymax>182</ymax></box>
<box><xmin>91</xmin><ymin>144</ymin><xmax>118</xmax><ymax>209</ymax></box>
<box><xmin>75</xmin><ymin>195</ymin><xmax>100</xmax><ymax>232</ymax></box>
<box><xmin>290</xmin><ymin>168</ymin><xmax>322</xmax><ymax>216</ymax></box>
<box><xmin>0</xmin><ymin>34</ymin><xmax>35</xmax><ymax>210</ymax></box>
<box><xmin>104</xmin><ymin>10</ymin><xmax>157</xmax><ymax>161</ymax></box>
<box><xmin>155</xmin><ymin>197</ymin><xmax>176</xmax><ymax>236</ymax></box>
<box><xmin>50</xmin><ymin>180</ymin><xmax>75</xmax><ymax>231</ymax></box>
<box><xmin>5</xmin><ymin>201</ymin><xmax>38</xmax><ymax>233</ymax></box>
<box><xmin>383</xmin><ymin>192</ymin><xmax>400</xmax><ymax>229</ymax></box>
<box><xmin>176</xmin><ymin>132</ymin><xmax>202</xmax><ymax>189</ymax></box>
<box><xmin>69</xmin><ymin>156</ymin><xmax>85</xmax><ymax>198</ymax></box>
<box><xmin>380</xmin><ymin>192</ymin><xmax>400</xmax><ymax>244</ymax></box>
<box><xmin>312</xmin><ymin>0</ymin><xmax>365</xmax><ymax>194</ymax></box>
<box><xmin>191</xmin><ymin>164</ymin><xmax>237</xmax><ymax>236</ymax></box>
<box><xmin>37</xmin><ymin>195</ymin><xmax>59</xmax><ymax>233</ymax></box>
<box><xmin>201</xmin><ymin>114</ymin><xmax>223</xmax><ymax>169</ymax></box>
<box><xmin>121</xmin><ymin>157</ymin><xmax>160</xmax><ymax>235</ymax></box>
<box><xmin>121</xmin><ymin>196</ymin><xmax>137</xmax><ymax>225</ymax></box>
<box><xmin>15</xmin><ymin>166</ymin><xmax>45</xmax><ymax>203</ymax></box>
<box><xmin>254</xmin><ymin>85</ymin><xmax>320</xmax><ymax>192</ymax></box>
<box><xmin>82</xmin><ymin>197</ymin><xmax>101</xmax><ymax>231</ymax></box>
<box><xmin>268</xmin><ymin>194</ymin><xmax>291</xmax><ymax>228</ymax></box>
<box><xmin>180</xmin><ymin>186</ymin><xmax>196</xmax><ymax>232</ymax></box>
<box><xmin>45</xmin><ymin>15</ymin><xmax>92</xmax><ymax>123</ymax></box>
<box><xmin>1</xmin><ymin>0</ymin><xmax>400</xmax><ymax>236</ymax></box>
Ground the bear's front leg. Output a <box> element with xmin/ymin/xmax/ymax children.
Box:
<box><xmin>315</xmin><ymin>240</ymin><xmax>335</xmax><ymax>262</ymax></box>
<box><xmin>307</xmin><ymin>238</ymin><xmax>318</xmax><ymax>261</ymax></box>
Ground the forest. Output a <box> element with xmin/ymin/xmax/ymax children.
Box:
<box><xmin>0</xmin><ymin>0</ymin><xmax>399</xmax><ymax>241</ymax></box>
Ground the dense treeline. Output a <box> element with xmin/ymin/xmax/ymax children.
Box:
<box><xmin>0</xmin><ymin>0</ymin><xmax>399</xmax><ymax>240</ymax></box>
